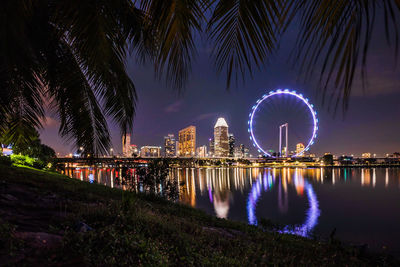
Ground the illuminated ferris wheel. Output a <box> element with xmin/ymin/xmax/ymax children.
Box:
<box><xmin>248</xmin><ymin>89</ymin><xmax>318</xmax><ymax>157</ymax></box>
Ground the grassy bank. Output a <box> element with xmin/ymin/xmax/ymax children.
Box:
<box><xmin>0</xmin><ymin>165</ymin><xmax>396</xmax><ymax>265</ymax></box>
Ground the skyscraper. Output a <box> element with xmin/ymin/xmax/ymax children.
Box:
<box><xmin>196</xmin><ymin>145</ymin><xmax>207</xmax><ymax>158</ymax></box>
<box><xmin>240</xmin><ymin>144</ymin><xmax>249</xmax><ymax>158</ymax></box>
<box><xmin>209</xmin><ymin>137</ymin><xmax>214</xmax><ymax>157</ymax></box>
<box><xmin>244</xmin><ymin>147</ymin><xmax>250</xmax><ymax>158</ymax></box>
<box><xmin>175</xmin><ymin>141</ymin><xmax>179</xmax><ymax>156</ymax></box>
<box><xmin>240</xmin><ymin>144</ymin><xmax>245</xmax><ymax>158</ymax></box>
<box><xmin>214</xmin><ymin>118</ymin><xmax>229</xmax><ymax>157</ymax></box>
<box><xmin>228</xmin><ymin>133</ymin><xmax>235</xmax><ymax>157</ymax></box>
<box><xmin>122</xmin><ymin>133</ymin><xmax>131</xmax><ymax>157</ymax></box>
<box><xmin>234</xmin><ymin>147</ymin><xmax>242</xmax><ymax>158</ymax></box>
<box><xmin>178</xmin><ymin>126</ymin><xmax>196</xmax><ymax>157</ymax></box>
<box><xmin>296</xmin><ymin>143</ymin><xmax>305</xmax><ymax>156</ymax></box>
<box><xmin>164</xmin><ymin>134</ymin><xmax>176</xmax><ymax>157</ymax></box>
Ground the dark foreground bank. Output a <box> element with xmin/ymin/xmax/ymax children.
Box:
<box><xmin>0</xmin><ymin>165</ymin><xmax>397</xmax><ymax>266</ymax></box>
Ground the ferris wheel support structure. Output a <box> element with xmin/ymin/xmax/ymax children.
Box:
<box><xmin>279</xmin><ymin>123</ymin><xmax>288</xmax><ymax>157</ymax></box>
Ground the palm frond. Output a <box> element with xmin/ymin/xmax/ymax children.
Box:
<box><xmin>287</xmin><ymin>0</ymin><xmax>400</xmax><ymax>112</ymax></box>
<box><xmin>53</xmin><ymin>0</ymin><xmax>138</xmax><ymax>137</ymax></box>
<box><xmin>207</xmin><ymin>0</ymin><xmax>282</xmax><ymax>88</ymax></box>
<box><xmin>45</xmin><ymin>40</ymin><xmax>111</xmax><ymax>155</ymax></box>
<box><xmin>0</xmin><ymin>0</ymin><xmax>46</xmax><ymax>144</ymax></box>
<box><xmin>140</xmin><ymin>0</ymin><xmax>206</xmax><ymax>90</ymax></box>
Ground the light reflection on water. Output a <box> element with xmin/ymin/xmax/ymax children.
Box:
<box><xmin>63</xmin><ymin>167</ymin><xmax>400</xmax><ymax>251</ymax></box>
<box><xmin>247</xmin><ymin>169</ymin><xmax>320</xmax><ymax>237</ymax></box>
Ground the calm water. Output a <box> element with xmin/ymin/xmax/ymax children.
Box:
<box><xmin>63</xmin><ymin>167</ymin><xmax>400</xmax><ymax>253</ymax></box>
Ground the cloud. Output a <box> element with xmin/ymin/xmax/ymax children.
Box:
<box><xmin>194</xmin><ymin>112</ymin><xmax>219</xmax><ymax>121</ymax></box>
<box><xmin>164</xmin><ymin>100</ymin><xmax>184</xmax><ymax>113</ymax></box>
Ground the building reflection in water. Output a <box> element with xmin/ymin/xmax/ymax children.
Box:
<box><xmin>386</xmin><ymin>168</ymin><xmax>389</xmax><ymax>187</ymax></box>
<box><xmin>64</xmin><ymin>166</ymin><xmax>400</xmax><ymax>192</ymax></box>
<box><xmin>63</xmin><ymin>166</ymin><xmax>400</xmax><ymax>238</ymax></box>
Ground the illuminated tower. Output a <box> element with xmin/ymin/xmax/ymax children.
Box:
<box><xmin>122</xmin><ymin>133</ymin><xmax>131</xmax><ymax>157</ymax></box>
<box><xmin>279</xmin><ymin>123</ymin><xmax>288</xmax><ymax>157</ymax></box>
<box><xmin>178</xmin><ymin>126</ymin><xmax>196</xmax><ymax>157</ymax></box>
<box><xmin>228</xmin><ymin>133</ymin><xmax>235</xmax><ymax>157</ymax></box>
<box><xmin>164</xmin><ymin>134</ymin><xmax>176</xmax><ymax>157</ymax></box>
<box><xmin>196</xmin><ymin>145</ymin><xmax>207</xmax><ymax>158</ymax></box>
<box><xmin>209</xmin><ymin>137</ymin><xmax>214</xmax><ymax>157</ymax></box>
<box><xmin>214</xmin><ymin>118</ymin><xmax>229</xmax><ymax>157</ymax></box>
<box><xmin>296</xmin><ymin>143</ymin><xmax>305</xmax><ymax>156</ymax></box>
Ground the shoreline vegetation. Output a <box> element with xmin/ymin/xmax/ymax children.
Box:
<box><xmin>0</xmin><ymin>165</ymin><xmax>398</xmax><ymax>265</ymax></box>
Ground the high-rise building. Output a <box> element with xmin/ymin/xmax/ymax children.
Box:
<box><xmin>164</xmin><ymin>134</ymin><xmax>176</xmax><ymax>157</ymax></box>
<box><xmin>209</xmin><ymin>137</ymin><xmax>214</xmax><ymax>157</ymax></box>
<box><xmin>234</xmin><ymin>147</ymin><xmax>242</xmax><ymax>158</ymax></box>
<box><xmin>228</xmin><ymin>133</ymin><xmax>235</xmax><ymax>157</ymax></box>
<box><xmin>244</xmin><ymin>148</ymin><xmax>250</xmax><ymax>158</ymax></box>
<box><xmin>214</xmin><ymin>118</ymin><xmax>229</xmax><ymax>157</ymax></box>
<box><xmin>296</xmin><ymin>143</ymin><xmax>305</xmax><ymax>156</ymax></box>
<box><xmin>122</xmin><ymin>134</ymin><xmax>131</xmax><ymax>157</ymax></box>
<box><xmin>140</xmin><ymin>146</ymin><xmax>161</xmax><ymax>158</ymax></box>
<box><xmin>196</xmin><ymin>145</ymin><xmax>207</xmax><ymax>158</ymax></box>
<box><xmin>240</xmin><ymin>144</ymin><xmax>245</xmax><ymax>158</ymax></box>
<box><xmin>178</xmin><ymin>126</ymin><xmax>196</xmax><ymax>157</ymax></box>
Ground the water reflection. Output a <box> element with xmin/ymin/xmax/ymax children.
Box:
<box><xmin>63</xmin><ymin>167</ymin><xmax>400</xmax><ymax>248</ymax></box>
<box><xmin>247</xmin><ymin>169</ymin><xmax>320</xmax><ymax>237</ymax></box>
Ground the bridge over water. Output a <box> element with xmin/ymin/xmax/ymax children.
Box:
<box><xmin>55</xmin><ymin>156</ymin><xmax>400</xmax><ymax>169</ymax></box>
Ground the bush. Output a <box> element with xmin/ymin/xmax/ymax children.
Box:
<box><xmin>7</xmin><ymin>154</ymin><xmax>51</xmax><ymax>170</ymax></box>
<box><xmin>10</xmin><ymin>154</ymin><xmax>35</xmax><ymax>167</ymax></box>
<box><xmin>0</xmin><ymin>156</ymin><xmax>12</xmax><ymax>166</ymax></box>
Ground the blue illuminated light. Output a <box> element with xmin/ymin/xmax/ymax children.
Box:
<box><xmin>248</xmin><ymin>89</ymin><xmax>318</xmax><ymax>157</ymax></box>
<box><xmin>247</xmin><ymin>171</ymin><xmax>320</xmax><ymax>237</ymax></box>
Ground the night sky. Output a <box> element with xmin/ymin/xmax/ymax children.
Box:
<box><xmin>40</xmin><ymin>19</ymin><xmax>400</xmax><ymax>157</ymax></box>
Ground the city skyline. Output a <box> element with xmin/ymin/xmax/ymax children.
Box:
<box><xmin>39</xmin><ymin>18</ymin><xmax>400</xmax><ymax>157</ymax></box>
<box><xmin>46</xmin><ymin>103</ymin><xmax>400</xmax><ymax>157</ymax></box>
<box><xmin>48</xmin><ymin>103</ymin><xmax>400</xmax><ymax>158</ymax></box>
